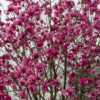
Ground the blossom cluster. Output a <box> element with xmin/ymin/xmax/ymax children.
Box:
<box><xmin>0</xmin><ymin>0</ymin><xmax>100</xmax><ymax>100</ymax></box>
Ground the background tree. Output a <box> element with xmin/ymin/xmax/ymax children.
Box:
<box><xmin>0</xmin><ymin>0</ymin><xmax>100</xmax><ymax>100</ymax></box>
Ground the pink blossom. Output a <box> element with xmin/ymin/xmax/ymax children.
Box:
<box><xmin>18</xmin><ymin>91</ymin><xmax>27</xmax><ymax>99</ymax></box>
<box><xmin>61</xmin><ymin>87</ymin><xmax>77</xmax><ymax>99</ymax></box>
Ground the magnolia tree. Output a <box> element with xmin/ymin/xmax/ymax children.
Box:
<box><xmin>0</xmin><ymin>0</ymin><xmax>100</xmax><ymax>100</ymax></box>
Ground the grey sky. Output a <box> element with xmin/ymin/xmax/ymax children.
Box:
<box><xmin>0</xmin><ymin>0</ymin><xmax>100</xmax><ymax>22</ymax></box>
<box><xmin>0</xmin><ymin>0</ymin><xmax>79</xmax><ymax>22</ymax></box>
<box><xmin>0</xmin><ymin>0</ymin><xmax>9</xmax><ymax>22</ymax></box>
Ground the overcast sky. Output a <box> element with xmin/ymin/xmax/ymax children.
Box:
<box><xmin>0</xmin><ymin>0</ymin><xmax>9</xmax><ymax>22</ymax></box>
<box><xmin>1</xmin><ymin>0</ymin><xmax>100</xmax><ymax>22</ymax></box>
<box><xmin>0</xmin><ymin>0</ymin><xmax>79</xmax><ymax>22</ymax></box>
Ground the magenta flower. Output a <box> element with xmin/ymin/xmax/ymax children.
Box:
<box><xmin>78</xmin><ymin>78</ymin><xmax>87</xmax><ymax>84</ymax></box>
<box><xmin>18</xmin><ymin>91</ymin><xmax>27</xmax><ymax>99</ymax></box>
<box><xmin>0</xmin><ymin>0</ymin><xmax>99</xmax><ymax>99</ymax></box>
<box><xmin>61</xmin><ymin>87</ymin><xmax>77</xmax><ymax>99</ymax></box>
<box><xmin>32</xmin><ymin>52</ymin><xmax>39</xmax><ymax>59</ymax></box>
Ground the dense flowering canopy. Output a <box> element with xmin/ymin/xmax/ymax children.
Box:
<box><xmin>0</xmin><ymin>0</ymin><xmax>100</xmax><ymax>100</ymax></box>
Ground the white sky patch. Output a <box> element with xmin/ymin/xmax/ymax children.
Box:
<box><xmin>0</xmin><ymin>0</ymin><xmax>9</xmax><ymax>22</ymax></box>
<box><xmin>98</xmin><ymin>4</ymin><xmax>100</xmax><ymax>9</ymax></box>
<box><xmin>0</xmin><ymin>0</ymin><xmax>79</xmax><ymax>22</ymax></box>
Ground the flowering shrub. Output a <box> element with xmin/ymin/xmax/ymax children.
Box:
<box><xmin>0</xmin><ymin>0</ymin><xmax>100</xmax><ymax>100</ymax></box>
